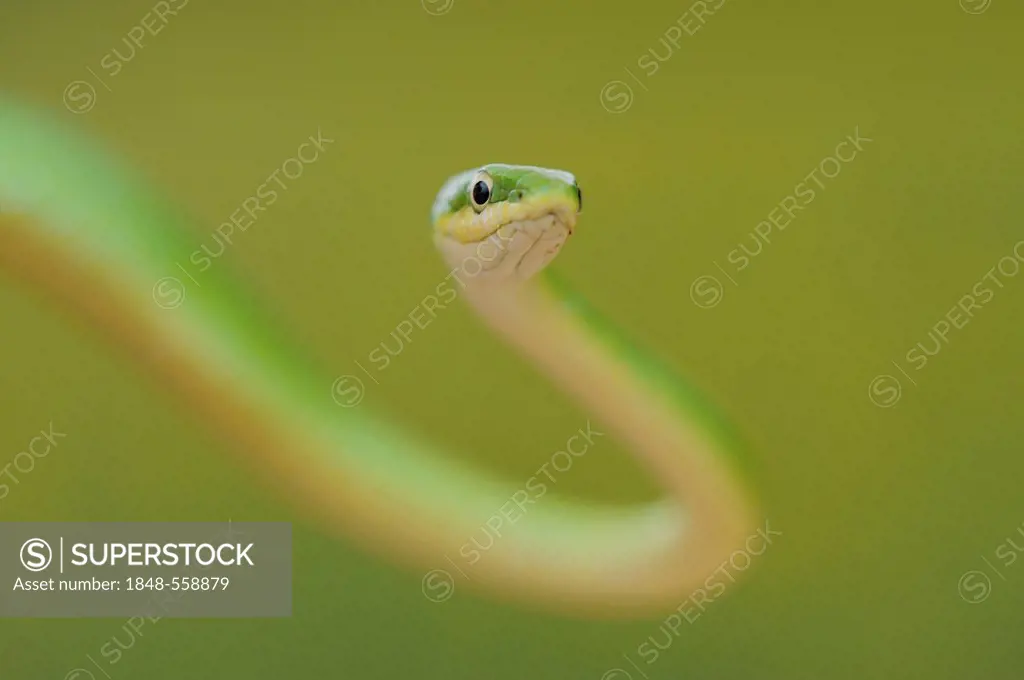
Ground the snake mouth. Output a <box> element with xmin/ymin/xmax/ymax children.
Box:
<box><xmin>435</xmin><ymin>194</ymin><xmax>578</xmax><ymax>245</ymax></box>
<box><xmin>433</xmin><ymin>207</ymin><xmax>574</xmax><ymax>282</ymax></box>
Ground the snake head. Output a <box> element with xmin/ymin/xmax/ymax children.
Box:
<box><xmin>431</xmin><ymin>164</ymin><xmax>582</xmax><ymax>283</ymax></box>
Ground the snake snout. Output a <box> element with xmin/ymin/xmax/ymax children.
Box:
<box><xmin>434</xmin><ymin>213</ymin><xmax>571</xmax><ymax>284</ymax></box>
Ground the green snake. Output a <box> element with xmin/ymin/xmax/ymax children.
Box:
<box><xmin>0</xmin><ymin>99</ymin><xmax>757</xmax><ymax>618</ymax></box>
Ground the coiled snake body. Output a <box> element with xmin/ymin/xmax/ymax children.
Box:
<box><xmin>0</xmin><ymin>101</ymin><xmax>757</xmax><ymax>618</ymax></box>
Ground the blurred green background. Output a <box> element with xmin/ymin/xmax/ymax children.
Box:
<box><xmin>2</xmin><ymin>0</ymin><xmax>1023</xmax><ymax>677</ymax></box>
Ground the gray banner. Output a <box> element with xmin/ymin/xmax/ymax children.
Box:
<box><xmin>0</xmin><ymin>522</ymin><xmax>291</xmax><ymax>618</ymax></box>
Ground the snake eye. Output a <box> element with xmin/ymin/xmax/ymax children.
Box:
<box><xmin>470</xmin><ymin>172</ymin><xmax>493</xmax><ymax>212</ymax></box>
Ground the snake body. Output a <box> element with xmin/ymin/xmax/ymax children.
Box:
<box><xmin>0</xmin><ymin>100</ymin><xmax>757</xmax><ymax>618</ymax></box>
